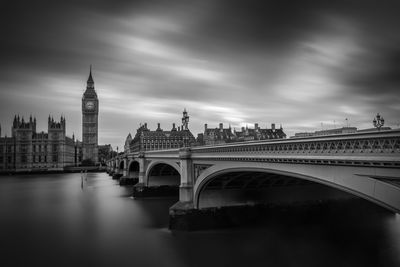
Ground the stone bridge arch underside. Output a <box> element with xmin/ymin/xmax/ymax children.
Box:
<box><xmin>145</xmin><ymin>160</ymin><xmax>181</xmax><ymax>187</ymax></box>
<box><xmin>127</xmin><ymin>160</ymin><xmax>140</xmax><ymax>178</ymax></box>
<box><xmin>193</xmin><ymin>162</ymin><xmax>400</xmax><ymax>213</ymax></box>
<box><xmin>118</xmin><ymin>160</ymin><xmax>125</xmax><ymax>175</ymax></box>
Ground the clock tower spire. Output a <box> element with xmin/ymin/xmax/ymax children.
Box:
<box><xmin>82</xmin><ymin>65</ymin><xmax>99</xmax><ymax>165</ymax></box>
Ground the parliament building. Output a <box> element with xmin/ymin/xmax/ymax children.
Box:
<box><xmin>0</xmin><ymin>115</ymin><xmax>81</xmax><ymax>172</ymax></box>
<box><xmin>0</xmin><ymin>68</ymin><xmax>101</xmax><ymax>173</ymax></box>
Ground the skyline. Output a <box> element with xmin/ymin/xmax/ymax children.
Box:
<box><xmin>1</xmin><ymin>0</ymin><xmax>400</xmax><ymax>150</ymax></box>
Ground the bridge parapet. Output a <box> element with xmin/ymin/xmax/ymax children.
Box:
<box><xmin>192</xmin><ymin>130</ymin><xmax>400</xmax><ymax>158</ymax></box>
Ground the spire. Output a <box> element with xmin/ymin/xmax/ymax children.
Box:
<box><xmin>87</xmin><ymin>65</ymin><xmax>94</xmax><ymax>84</ymax></box>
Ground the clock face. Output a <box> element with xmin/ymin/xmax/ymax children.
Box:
<box><xmin>86</xmin><ymin>101</ymin><xmax>95</xmax><ymax>110</ymax></box>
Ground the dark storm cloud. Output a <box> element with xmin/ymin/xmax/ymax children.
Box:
<box><xmin>1</xmin><ymin>0</ymin><xmax>400</xmax><ymax>148</ymax></box>
<box><xmin>338</xmin><ymin>47</ymin><xmax>400</xmax><ymax>95</ymax></box>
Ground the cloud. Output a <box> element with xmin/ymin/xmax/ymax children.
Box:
<box><xmin>1</xmin><ymin>0</ymin><xmax>400</xmax><ymax>149</ymax></box>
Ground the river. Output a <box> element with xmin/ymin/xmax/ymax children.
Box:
<box><xmin>0</xmin><ymin>172</ymin><xmax>399</xmax><ymax>267</ymax></box>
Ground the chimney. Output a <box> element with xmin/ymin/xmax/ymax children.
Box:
<box><xmin>219</xmin><ymin>123</ymin><xmax>223</xmax><ymax>130</ymax></box>
<box><xmin>204</xmin><ymin>123</ymin><xmax>208</xmax><ymax>131</ymax></box>
<box><xmin>255</xmin><ymin>123</ymin><xmax>259</xmax><ymax>130</ymax></box>
<box><xmin>172</xmin><ymin>123</ymin><xmax>176</xmax><ymax>131</ymax></box>
<box><xmin>157</xmin><ymin>123</ymin><xmax>161</xmax><ymax>130</ymax></box>
<box><xmin>178</xmin><ymin>126</ymin><xmax>180</xmax><ymax>131</ymax></box>
<box><xmin>241</xmin><ymin>126</ymin><xmax>245</xmax><ymax>132</ymax></box>
<box><xmin>271</xmin><ymin>123</ymin><xmax>275</xmax><ymax>131</ymax></box>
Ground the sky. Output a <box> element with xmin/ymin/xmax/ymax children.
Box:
<box><xmin>1</xmin><ymin>0</ymin><xmax>399</xmax><ymax>149</ymax></box>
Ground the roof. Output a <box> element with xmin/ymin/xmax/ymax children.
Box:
<box><xmin>87</xmin><ymin>65</ymin><xmax>94</xmax><ymax>84</ymax></box>
<box><xmin>83</xmin><ymin>66</ymin><xmax>97</xmax><ymax>98</ymax></box>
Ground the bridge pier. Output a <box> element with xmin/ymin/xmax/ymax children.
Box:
<box><xmin>109</xmin><ymin>167</ymin><xmax>115</xmax><ymax>177</ymax></box>
<box><xmin>169</xmin><ymin>148</ymin><xmax>197</xmax><ymax>228</ymax></box>
<box><xmin>119</xmin><ymin>158</ymin><xmax>135</xmax><ymax>185</ymax></box>
<box><xmin>133</xmin><ymin>154</ymin><xmax>147</xmax><ymax>194</ymax></box>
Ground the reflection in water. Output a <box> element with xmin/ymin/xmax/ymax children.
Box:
<box><xmin>0</xmin><ymin>173</ymin><xmax>399</xmax><ymax>267</ymax></box>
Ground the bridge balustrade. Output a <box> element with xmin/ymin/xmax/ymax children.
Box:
<box><xmin>190</xmin><ymin>130</ymin><xmax>400</xmax><ymax>156</ymax></box>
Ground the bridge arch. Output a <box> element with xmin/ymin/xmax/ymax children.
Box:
<box><xmin>118</xmin><ymin>160</ymin><xmax>125</xmax><ymax>174</ymax></box>
<box><xmin>145</xmin><ymin>161</ymin><xmax>180</xmax><ymax>186</ymax></box>
<box><xmin>127</xmin><ymin>160</ymin><xmax>140</xmax><ymax>178</ymax></box>
<box><xmin>193</xmin><ymin>163</ymin><xmax>400</xmax><ymax>212</ymax></box>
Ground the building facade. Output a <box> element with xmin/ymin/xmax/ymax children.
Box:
<box><xmin>200</xmin><ymin>123</ymin><xmax>286</xmax><ymax>145</ymax></box>
<box><xmin>0</xmin><ymin>116</ymin><xmax>81</xmax><ymax>173</ymax></box>
<box><xmin>202</xmin><ymin>123</ymin><xmax>236</xmax><ymax>146</ymax></box>
<box><xmin>82</xmin><ymin>67</ymin><xmax>99</xmax><ymax>164</ymax></box>
<box><xmin>127</xmin><ymin>110</ymin><xmax>196</xmax><ymax>153</ymax></box>
<box><xmin>293</xmin><ymin>127</ymin><xmax>358</xmax><ymax>138</ymax></box>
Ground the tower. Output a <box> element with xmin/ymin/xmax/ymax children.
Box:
<box><xmin>82</xmin><ymin>66</ymin><xmax>99</xmax><ymax>164</ymax></box>
<box><xmin>182</xmin><ymin>108</ymin><xmax>189</xmax><ymax>130</ymax></box>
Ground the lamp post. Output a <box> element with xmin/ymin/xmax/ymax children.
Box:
<box><xmin>373</xmin><ymin>113</ymin><xmax>384</xmax><ymax>130</ymax></box>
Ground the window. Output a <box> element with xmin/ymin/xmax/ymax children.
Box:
<box><xmin>20</xmin><ymin>145</ymin><xmax>27</xmax><ymax>153</ymax></box>
<box><xmin>7</xmin><ymin>146</ymin><xmax>12</xmax><ymax>153</ymax></box>
<box><xmin>21</xmin><ymin>155</ymin><xmax>27</xmax><ymax>163</ymax></box>
<box><xmin>7</xmin><ymin>157</ymin><xmax>12</xmax><ymax>164</ymax></box>
<box><xmin>52</xmin><ymin>144</ymin><xmax>58</xmax><ymax>152</ymax></box>
<box><xmin>53</xmin><ymin>155</ymin><xmax>58</xmax><ymax>162</ymax></box>
<box><xmin>0</xmin><ymin>156</ymin><xmax>3</xmax><ymax>163</ymax></box>
<box><xmin>0</xmin><ymin>146</ymin><xmax>3</xmax><ymax>153</ymax></box>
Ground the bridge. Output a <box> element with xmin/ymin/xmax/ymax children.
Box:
<box><xmin>106</xmin><ymin>129</ymin><xmax>400</xmax><ymax>229</ymax></box>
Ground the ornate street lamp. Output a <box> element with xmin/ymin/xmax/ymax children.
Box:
<box><xmin>373</xmin><ymin>113</ymin><xmax>384</xmax><ymax>130</ymax></box>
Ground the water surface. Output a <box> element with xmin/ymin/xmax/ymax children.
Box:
<box><xmin>0</xmin><ymin>173</ymin><xmax>399</xmax><ymax>267</ymax></box>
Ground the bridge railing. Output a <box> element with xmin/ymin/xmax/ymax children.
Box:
<box><xmin>190</xmin><ymin>129</ymin><xmax>400</xmax><ymax>158</ymax></box>
<box><xmin>107</xmin><ymin>130</ymin><xmax>400</xmax><ymax>167</ymax></box>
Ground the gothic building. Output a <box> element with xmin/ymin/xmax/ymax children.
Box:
<box><xmin>82</xmin><ymin>66</ymin><xmax>99</xmax><ymax>164</ymax></box>
<box><xmin>126</xmin><ymin>109</ymin><xmax>195</xmax><ymax>153</ymax></box>
<box><xmin>0</xmin><ymin>115</ymin><xmax>81</xmax><ymax>173</ymax></box>
<box><xmin>0</xmin><ymin>68</ymin><xmax>103</xmax><ymax>172</ymax></box>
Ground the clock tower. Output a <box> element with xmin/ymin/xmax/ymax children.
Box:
<box><xmin>82</xmin><ymin>66</ymin><xmax>99</xmax><ymax>164</ymax></box>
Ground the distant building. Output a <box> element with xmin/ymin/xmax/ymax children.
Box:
<box><xmin>127</xmin><ymin>109</ymin><xmax>196</xmax><ymax>152</ymax></box>
<box><xmin>199</xmin><ymin>123</ymin><xmax>286</xmax><ymax>145</ymax></box>
<box><xmin>98</xmin><ymin>144</ymin><xmax>112</xmax><ymax>165</ymax></box>
<box><xmin>292</xmin><ymin>127</ymin><xmax>358</xmax><ymax>138</ymax></box>
<box><xmin>0</xmin><ymin>115</ymin><xmax>81</xmax><ymax>173</ymax></box>
<box><xmin>203</xmin><ymin>123</ymin><xmax>236</xmax><ymax>146</ymax></box>
<box><xmin>357</xmin><ymin>127</ymin><xmax>392</xmax><ymax>133</ymax></box>
<box><xmin>235</xmin><ymin>123</ymin><xmax>286</xmax><ymax>141</ymax></box>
